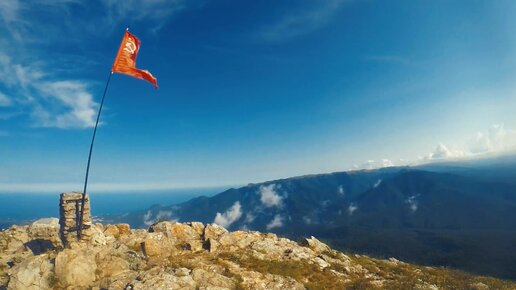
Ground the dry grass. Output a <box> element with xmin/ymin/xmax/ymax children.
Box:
<box><xmin>219</xmin><ymin>252</ymin><xmax>349</xmax><ymax>289</ymax></box>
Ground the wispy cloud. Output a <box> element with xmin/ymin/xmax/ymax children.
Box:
<box><xmin>0</xmin><ymin>92</ymin><xmax>12</xmax><ymax>107</ymax></box>
<box><xmin>0</xmin><ymin>49</ymin><xmax>98</xmax><ymax>129</ymax></box>
<box><xmin>100</xmin><ymin>0</ymin><xmax>200</xmax><ymax>32</ymax></box>
<box><xmin>266</xmin><ymin>214</ymin><xmax>283</xmax><ymax>230</ymax></box>
<box><xmin>0</xmin><ymin>0</ymin><xmax>201</xmax><ymax>130</ymax></box>
<box><xmin>258</xmin><ymin>184</ymin><xmax>283</xmax><ymax>208</ymax></box>
<box><xmin>467</xmin><ymin>124</ymin><xmax>516</xmax><ymax>154</ymax></box>
<box><xmin>214</xmin><ymin>201</ymin><xmax>242</xmax><ymax>228</ymax></box>
<box><xmin>405</xmin><ymin>195</ymin><xmax>419</xmax><ymax>213</ymax></box>
<box><xmin>35</xmin><ymin>81</ymin><xmax>97</xmax><ymax>128</ymax></box>
<box><xmin>348</xmin><ymin>203</ymin><xmax>358</xmax><ymax>215</ymax></box>
<box><xmin>260</xmin><ymin>0</ymin><xmax>349</xmax><ymax>42</ymax></box>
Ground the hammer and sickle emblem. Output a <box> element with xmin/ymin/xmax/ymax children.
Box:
<box><xmin>124</xmin><ymin>38</ymin><xmax>137</xmax><ymax>54</ymax></box>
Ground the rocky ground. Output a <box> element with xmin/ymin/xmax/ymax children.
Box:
<box><xmin>1</xmin><ymin>219</ymin><xmax>515</xmax><ymax>290</ymax></box>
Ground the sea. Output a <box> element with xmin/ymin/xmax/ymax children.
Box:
<box><xmin>0</xmin><ymin>187</ymin><xmax>224</xmax><ymax>230</ymax></box>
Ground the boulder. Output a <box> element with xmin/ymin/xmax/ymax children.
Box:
<box><xmin>191</xmin><ymin>268</ymin><xmax>236</xmax><ymax>289</ymax></box>
<box><xmin>141</xmin><ymin>232</ymin><xmax>175</xmax><ymax>262</ymax></box>
<box><xmin>204</xmin><ymin>224</ymin><xmax>228</xmax><ymax>241</ymax></box>
<box><xmin>187</xmin><ymin>222</ymin><xmax>205</xmax><ymax>236</ymax></box>
<box><xmin>239</xmin><ymin>270</ymin><xmax>305</xmax><ymax>290</ymax></box>
<box><xmin>103</xmin><ymin>225</ymin><xmax>120</xmax><ymax>238</ymax></box>
<box><xmin>55</xmin><ymin>248</ymin><xmax>97</xmax><ymax>288</ymax></box>
<box><xmin>115</xmin><ymin>224</ymin><xmax>131</xmax><ymax>236</ymax></box>
<box><xmin>95</xmin><ymin>250</ymin><xmax>130</xmax><ymax>278</ymax></box>
<box><xmin>301</xmin><ymin>236</ymin><xmax>330</xmax><ymax>254</ymax></box>
<box><xmin>127</xmin><ymin>266</ymin><xmax>196</xmax><ymax>289</ymax></box>
<box><xmin>149</xmin><ymin>221</ymin><xmax>203</xmax><ymax>251</ymax></box>
<box><xmin>7</xmin><ymin>254</ymin><xmax>54</xmax><ymax>290</ymax></box>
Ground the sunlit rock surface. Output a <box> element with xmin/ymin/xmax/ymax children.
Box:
<box><xmin>1</xmin><ymin>219</ymin><xmax>515</xmax><ymax>289</ymax></box>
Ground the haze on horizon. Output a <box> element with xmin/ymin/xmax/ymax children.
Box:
<box><xmin>1</xmin><ymin>0</ymin><xmax>516</xmax><ymax>192</ymax></box>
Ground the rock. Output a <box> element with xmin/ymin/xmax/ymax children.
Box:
<box><xmin>174</xmin><ymin>267</ymin><xmax>191</xmax><ymax>277</ymax></box>
<box><xmin>191</xmin><ymin>268</ymin><xmax>236</xmax><ymax>289</ymax></box>
<box><xmin>149</xmin><ymin>221</ymin><xmax>204</xmax><ymax>251</ymax></box>
<box><xmin>204</xmin><ymin>224</ymin><xmax>228</xmax><ymax>241</ymax></box>
<box><xmin>90</xmin><ymin>224</ymin><xmax>108</xmax><ymax>246</ymax></box>
<box><xmin>116</xmin><ymin>224</ymin><xmax>131</xmax><ymax>236</ymax></box>
<box><xmin>141</xmin><ymin>232</ymin><xmax>175</xmax><ymax>262</ymax></box>
<box><xmin>127</xmin><ymin>266</ymin><xmax>196</xmax><ymax>289</ymax></box>
<box><xmin>239</xmin><ymin>270</ymin><xmax>305</xmax><ymax>290</ymax></box>
<box><xmin>188</xmin><ymin>222</ymin><xmax>205</xmax><ymax>236</ymax></box>
<box><xmin>7</xmin><ymin>254</ymin><xmax>54</xmax><ymax>290</ymax></box>
<box><xmin>313</xmin><ymin>257</ymin><xmax>330</xmax><ymax>269</ymax></box>
<box><xmin>55</xmin><ymin>248</ymin><xmax>97</xmax><ymax>288</ymax></box>
<box><xmin>24</xmin><ymin>220</ymin><xmax>60</xmax><ymax>255</ymax></box>
<box><xmin>95</xmin><ymin>250</ymin><xmax>130</xmax><ymax>278</ymax></box>
<box><xmin>301</xmin><ymin>236</ymin><xmax>330</xmax><ymax>254</ymax></box>
<box><xmin>104</xmin><ymin>224</ymin><xmax>120</xmax><ymax>238</ymax></box>
<box><xmin>3</xmin><ymin>220</ymin><xmax>516</xmax><ymax>290</ymax></box>
<box><xmin>206</xmin><ymin>238</ymin><xmax>220</xmax><ymax>253</ymax></box>
<box><xmin>470</xmin><ymin>282</ymin><xmax>490</xmax><ymax>290</ymax></box>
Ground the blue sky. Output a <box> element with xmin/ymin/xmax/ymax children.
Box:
<box><xmin>1</xmin><ymin>0</ymin><xmax>516</xmax><ymax>192</ymax></box>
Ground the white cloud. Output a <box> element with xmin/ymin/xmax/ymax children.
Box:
<box><xmin>35</xmin><ymin>81</ymin><xmax>97</xmax><ymax>128</ymax></box>
<box><xmin>214</xmin><ymin>201</ymin><xmax>242</xmax><ymax>228</ymax></box>
<box><xmin>338</xmin><ymin>185</ymin><xmax>344</xmax><ymax>195</ymax></box>
<box><xmin>143</xmin><ymin>209</ymin><xmax>175</xmax><ymax>226</ymax></box>
<box><xmin>258</xmin><ymin>184</ymin><xmax>283</xmax><ymax>208</ymax></box>
<box><xmin>348</xmin><ymin>203</ymin><xmax>357</xmax><ymax>215</ymax></box>
<box><xmin>0</xmin><ymin>0</ymin><xmax>20</xmax><ymax>24</ymax></box>
<box><xmin>0</xmin><ymin>92</ymin><xmax>12</xmax><ymax>107</ymax></box>
<box><xmin>0</xmin><ymin>47</ymin><xmax>99</xmax><ymax>129</ymax></box>
<box><xmin>261</xmin><ymin>0</ymin><xmax>348</xmax><ymax>41</ymax></box>
<box><xmin>143</xmin><ymin>210</ymin><xmax>153</xmax><ymax>226</ymax></box>
<box><xmin>303</xmin><ymin>216</ymin><xmax>313</xmax><ymax>225</ymax></box>
<box><xmin>405</xmin><ymin>195</ymin><xmax>419</xmax><ymax>212</ymax></box>
<box><xmin>429</xmin><ymin>143</ymin><xmax>453</xmax><ymax>160</ymax></box>
<box><xmin>244</xmin><ymin>212</ymin><xmax>255</xmax><ymax>224</ymax></box>
<box><xmin>356</xmin><ymin>159</ymin><xmax>395</xmax><ymax>170</ymax></box>
<box><xmin>468</xmin><ymin>124</ymin><xmax>516</xmax><ymax>154</ymax></box>
<box><xmin>373</xmin><ymin>179</ymin><xmax>382</xmax><ymax>188</ymax></box>
<box><xmin>266</xmin><ymin>214</ymin><xmax>284</xmax><ymax>230</ymax></box>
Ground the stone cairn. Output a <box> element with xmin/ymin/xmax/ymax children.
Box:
<box><xmin>59</xmin><ymin>192</ymin><xmax>93</xmax><ymax>246</ymax></box>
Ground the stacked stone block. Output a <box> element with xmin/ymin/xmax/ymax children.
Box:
<box><xmin>59</xmin><ymin>192</ymin><xmax>93</xmax><ymax>246</ymax></box>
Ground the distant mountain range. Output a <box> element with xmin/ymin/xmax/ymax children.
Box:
<box><xmin>102</xmin><ymin>153</ymin><xmax>516</xmax><ymax>280</ymax></box>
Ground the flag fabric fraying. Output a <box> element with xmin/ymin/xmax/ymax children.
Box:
<box><xmin>112</xmin><ymin>31</ymin><xmax>158</xmax><ymax>88</ymax></box>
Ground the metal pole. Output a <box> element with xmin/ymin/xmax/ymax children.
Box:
<box><xmin>77</xmin><ymin>71</ymin><xmax>113</xmax><ymax>240</ymax></box>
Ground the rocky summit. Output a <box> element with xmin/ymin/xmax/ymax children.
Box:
<box><xmin>1</xmin><ymin>219</ymin><xmax>515</xmax><ymax>290</ymax></box>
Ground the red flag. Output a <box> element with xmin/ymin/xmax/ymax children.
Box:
<box><xmin>112</xmin><ymin>31</ymin><xmax>158</xmax><ymax>88</ymax></box>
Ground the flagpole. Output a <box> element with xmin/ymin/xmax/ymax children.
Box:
<box><xmin>77</xmin><ymin>71</ymin><xmax>113</xmax><ymax>240</ymax></box>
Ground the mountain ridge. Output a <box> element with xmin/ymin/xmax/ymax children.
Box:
<box><xmin>102</xmin><ymin>156</ymin><xmax>516</xmax><ymax>280</ymax></box>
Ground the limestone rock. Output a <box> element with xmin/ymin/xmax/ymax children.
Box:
<box><xmin>239</xmin><ymin>270</ymin><xmax>305</xmax><ymax>290</ymax></box>
<box><xmin>55</xmin><ymin>248</ymin><xmax>97</xmax><ymax>288</ymax></box>
<box><xmin>2</xmin><ymin>220</ymin><xmax>516</xmax><ymax>290</ymax></box>
<box><xmin>7</xmin><ymin>254</ymin><xmax>54</xmax><ymax>290</ymax></box>
<box><xmin>301</xmin><ymin>236</ymin><xmax>330</xmax><ymax>254</ymax></box>
<box><xmin>141</xmin><ymin>232</ymin><xmax>175</xmax><ymax>263</ymax></box>
<box><xmin>104</xmin><ymin>224</ymin><xmax>120</xmax><ymax>238</ymax></box>
<box><xmin>191</xmin><ymin>268</ymin><xmax>235</xmax><ymax>289</ymax></box>
<box><xmin>95</xmin><ymin>250</ymin><xmax>130</xmax><ymax>278</ymax></box>
<box><xmin>116</xmin><ymin>223</ymin><xmax>131</xmax><ymax>236</ymax></box>
<box><xmin>204</xmin><ymin>223</ymin><xmax>228</xmax><ymax>241</ymax></box>
<box><xmin>127</xmin><ymin>266</ymin><xmax>196</xmax><ymax>289</ymax></box>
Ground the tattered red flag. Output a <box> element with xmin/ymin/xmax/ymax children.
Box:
<box><xmin>112</xmin><ymin>31</ymin><xmax>158</xmax><ymax>88</ymax></box>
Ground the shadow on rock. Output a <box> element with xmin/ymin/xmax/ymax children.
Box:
<box><xmin>25</xmin><ymin>239</ymin><xmax>55</xmax><ymax>255</ymax></box>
